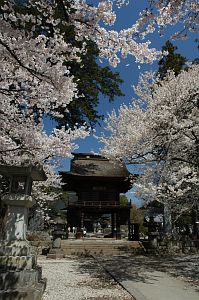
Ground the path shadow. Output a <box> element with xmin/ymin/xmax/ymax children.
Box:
<box><xmin>74</xmin><ymin>254</ymin><xmax>199</xmax><ymax>290</ymax></box>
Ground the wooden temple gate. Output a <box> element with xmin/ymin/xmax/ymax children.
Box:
<box><xmin>61</xmin><ymin>153</ymin><xmax>137</xmax><ymax>239</ymax></box>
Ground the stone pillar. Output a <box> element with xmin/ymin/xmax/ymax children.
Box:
<box><xmin>0</xmin><ymin>194</ymin><xmax>46</xmax><ymax>299</ymax></box>
<box><xmin>2</xmin><ymin>194</ymin><xmax>34</xmax><ymax>242</ymax></box>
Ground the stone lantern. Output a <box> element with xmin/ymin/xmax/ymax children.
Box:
<box><xmin>0</xmin><ymin>164</ymin><xmax>47</xmax><ymax>300</ymax></box>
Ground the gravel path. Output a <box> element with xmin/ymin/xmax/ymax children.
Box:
<box><xmin>38</xmin><ymin>257</ymin><xmax>134</xmax><ymax>300</ymax></box>
<box><xmin>38</xmin><ymin>254</ymin><xmax>199</xmax><ymax>300</ymax></box>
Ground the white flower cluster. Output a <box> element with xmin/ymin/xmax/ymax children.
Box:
<box><xmin>100</xmin><ymin>64</ymin><xmax>199</xmax><ymax>213</ymax></box>
<box><xmin>137</xmin><ymin>0</ymin><xmax>199</xmax><ymax>40</ymax></box>
<box><xmin>0</xmin><ymin>0</ymin><xmax>90</xmax><ymax>199</ymax></box>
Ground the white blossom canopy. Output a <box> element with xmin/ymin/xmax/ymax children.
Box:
<box><xmin>100</xmin><ymin>65</ymin><xmax>199</xmax><ymax>213</ymax></box>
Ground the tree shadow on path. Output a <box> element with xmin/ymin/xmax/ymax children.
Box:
<box><xmin>76</xmin><ymin>254</ymin><xmax>199</xmax><ymax>290</ymax></box>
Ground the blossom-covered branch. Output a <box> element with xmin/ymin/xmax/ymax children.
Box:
<box><xmin>100</xmin><ymin>65</ymin><xmax>199</xmax><ymax>213</ymax></box>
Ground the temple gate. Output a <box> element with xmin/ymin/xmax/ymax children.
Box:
<box><xmin>61</xmin><ymin>153</ymin><xmax>136</xmax><ymax>239</ymax></box>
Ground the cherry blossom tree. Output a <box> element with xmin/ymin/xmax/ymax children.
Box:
<box><xmin>1</xmin><ymin>0</ymin><xmax>198</xmax><ymax>165</ymax></box>
<box><xmin>0</xmin><ymin>0</ymin><xmax>90</xmax><ymax>209</ymax></box>
<box><xmin>73</xmin><ymin>0</ymin><xmax>199</xmax><ymax>66</ymax></box>
<box><xmin>130</xmin><ymin>0</ymin><xmax>199</xmax><ymax>40</ymax></box>
<box><xmin>0</xmin><ymin>1</ymin><xmax>91</xmax><ymax>167</ymax></box>
<box><xmin>0</xmin><ymin>0</ymin><xmax>151</xmax><ymax>165</ymax></box>
<box><xmin>100</xmin><ymin>64</ymin><xmax>199</xmax><ymax>214</ymax></box>
<box><xmin>0</xmin><ymin>0</ymin><xmax>198</xmax><ymax>207</ymax></box>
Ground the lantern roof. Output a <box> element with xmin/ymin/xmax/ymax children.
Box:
<box><xmin>0</xmin><ymin>165</ymin><xmax>47</xmax><ymax>181</ymax></box>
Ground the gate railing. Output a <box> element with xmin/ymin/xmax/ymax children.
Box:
<box><xmin>67</xmin><ymin>200</ymin><xmax>131</xmax><ymax>207</ymax></box>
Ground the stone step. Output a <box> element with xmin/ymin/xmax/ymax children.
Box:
<box><xmin>0</xmin><ymin>280</ymin><xmax>46</xmax><ymax>300</ymax></box>
<box><xmin>0</xmin><ymin>242</ymin><xmax>36</xmax><ymax>256</ymax></box>
<box><xmin>61</xmin><ymin>246</ymin><xmax>129</xmax><ymax>250</ymax></box>
<box><xmin>61</xmin><ymin>240</ymin><xmax>129</xmax><ymax>243</ymax></box>
<box><xmin>61</xmin><ymin>242</ymin><xmax>128</xmax><ymax>245</ymax></box>
<box><xmin>61</xmin><ymin>241</ymin><xmax>141</xmax><ymax>248</ymax></box>
<box><xmin>58</xmin><ymin>248</ymin><xmax>129</xmax><ymax>254</ymax></box>
<box><xmin>61</xmin><ymin>248</ymin><xmax>126</xmax><ymax>252</ymax></box>
<box><xmin>0</xmin><ymin>267</ymin><xmax>42</xmax><ymax>290</ymax></box>
<box><xmin>62</xmin><ymin>246</ymin><xmax>136</xmax><ymax>250</ymax></box>
<box><xmin>61</xmin><ymin>240</ymin><xmax>138</xmax><ymax>247</ymax></box>
<box><xmin>61</xmin><ymin>249</ymin><xmax>133</xmax><ymax>254</ymax></box>
<box><xmin>60</xmin><ymin>240</ymin><xmax>144</xmax><ymax>256</ymax></box>
<box><xmin>0</xmin><ymin>255</ymin><xmax>36</xmax><ymax>271</ymax></box>
<box><xmin>63</xmin><ymin>251</ymin><xmax>126</xmax><ymax>255</ymax></box>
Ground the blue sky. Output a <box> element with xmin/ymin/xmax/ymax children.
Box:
<box><xmin>45</xmin><ymin>1</ymin><xmax>198</xmax><ymax>206</ymax></box>
<box><xmin>74</xmin><ymin>2</ymin><xmax>198</xmax><ymax>151</ymax></box>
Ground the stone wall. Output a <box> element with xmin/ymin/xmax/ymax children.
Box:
<box><xmin>144</xmin><ymin>235</ymin><xmax>199</xmax><ymax>255</ymax></box>
<box><xmin>157</xmin><ymin>235</ymin><xmax>199</xmax><ymax>254</ymax></box>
